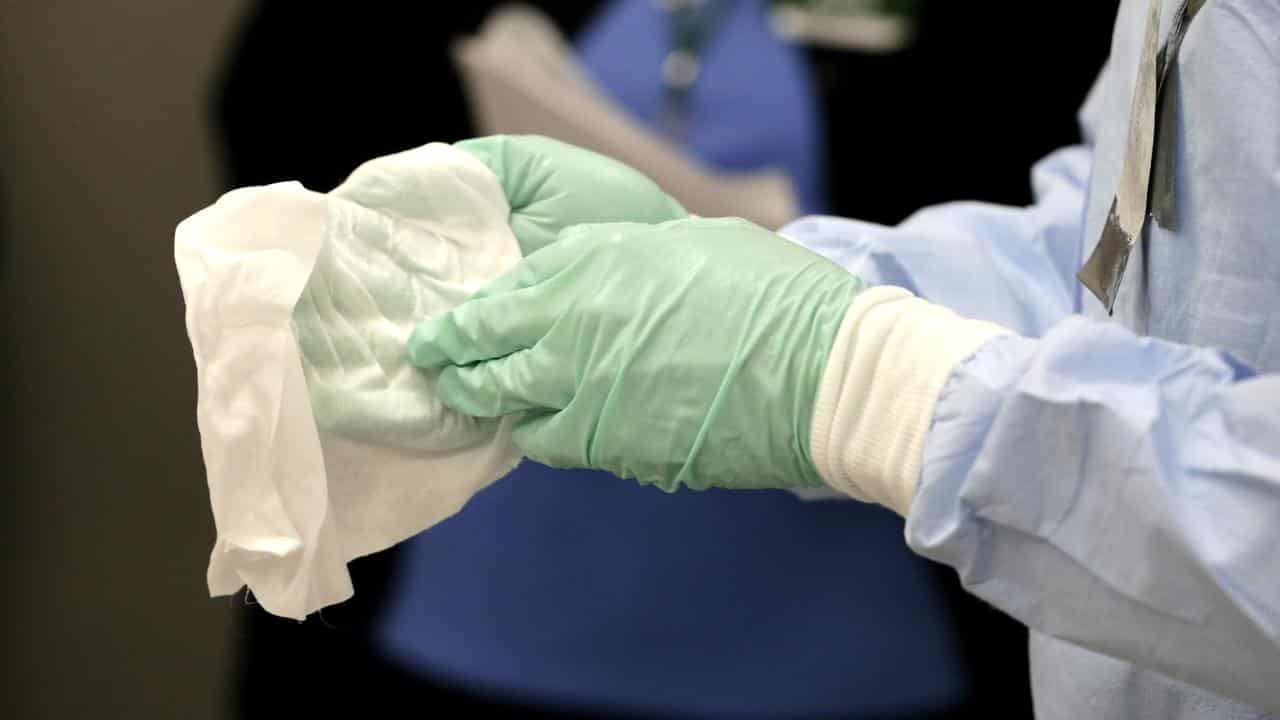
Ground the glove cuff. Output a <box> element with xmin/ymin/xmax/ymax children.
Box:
<box><xmin>810</xmin><ymin>286</ymin><xmax>1011</xmax><ymax>516</ymax></box>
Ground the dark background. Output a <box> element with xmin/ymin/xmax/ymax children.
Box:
<box><xmin>2</xmin><ymin>2</ymin><xmax>1117</xmax><ymax>717</ymax></box>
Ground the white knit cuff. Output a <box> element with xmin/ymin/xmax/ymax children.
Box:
<box><xmin>809</xmin><ymin>286</ymin><xmax>1011</xmax><ymax>516</ymax></box>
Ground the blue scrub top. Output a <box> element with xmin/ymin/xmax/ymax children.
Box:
<box><xmin>374</xmin><ymin>2</ymin><xmax>967</xmax><ymax>716</ymax></box>
<box><xmin>578</xmin><ymin>0</ymin><xmax>827</xmax><ymax>214</ymax></box>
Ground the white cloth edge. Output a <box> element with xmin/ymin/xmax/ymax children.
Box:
<box><xmin>175</xmin><ymin>144</ymin><xmax>524</xmax><ymax>619</ymax></box>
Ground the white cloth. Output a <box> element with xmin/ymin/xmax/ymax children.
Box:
<box><xmin>175</xmin><ymin>143</ymin><xmax>523</xmax><ymax>620</ymax></box>
<box><xmin>810</xmin><ymin>286</ymin><xmax>1010</xmax><ymax>516</ymax></box>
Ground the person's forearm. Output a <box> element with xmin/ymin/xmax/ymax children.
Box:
<box><xmin>908</xmin><ymin>318</ymin><xmax>1280</xmax><ymax>711</ymax></box>
<box><xmin>781</xmin><ymin>145</ymin><xmax>1091</xmax><ymax>337</ymax></box>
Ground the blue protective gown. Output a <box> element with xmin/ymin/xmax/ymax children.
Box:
<box><xmin>783</xmin><ymin>0</ymin><xmax>1280</xmax><ymax>716</ymax></box>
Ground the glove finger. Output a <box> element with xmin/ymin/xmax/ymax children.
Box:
<box><xmin>408</xmin><ymin>284</ymin><xmax>556</xmax><ymax>369</ymax></box>
<box><xmin>456</xmin><ymin>135</ymin><xmax>562</xmax><ymax>254</ymax></box>
<box><xmin>467</xmin><ymin>230</ymin><xmax>592</xmax><ymax>302</ymax></box>
<box><xmin>408</xmin><ymin>227</ymin><xmax>606</xmax><ymax>369</ymax></box>
<box><xmin>454</xmin><ymin>134</ymin><xmax>531</xmax><ymax>207</ymax></box>
<box><xmin>457</xmin><ymin>135</ymin><xmax>686</xmax><ymax>254</ymax></box>
<box><xmin>436</xmin><ymin>346</ymin><xmax>572</xmax><ymax>418</ymax></box>
<box><xmin>511</xmin><ymin>410</ymin><xmax>590</xmax><ymax>470</ymax></box>
<box><xmin>458</xmin><ymin>135</ymin><xmax>626</xmax><ymax>211</ymax></box>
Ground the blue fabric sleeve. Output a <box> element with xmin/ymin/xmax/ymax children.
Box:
<box><xmin>780</xmin><ymin>144</ymin><xmax>1090</xmax><ymax>337</ymax></box>
<box><xmin>909</xmin><ymin>318</ymin><xmax>1280</xmax><ymax>712</ymax></box>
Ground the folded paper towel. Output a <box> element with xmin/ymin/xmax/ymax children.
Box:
<box><xmin>175</xmin><ymin>143</ymin><xmax>524</xmax><ymax>619</ymax></box>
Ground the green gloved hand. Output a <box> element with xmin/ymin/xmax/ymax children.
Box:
<box><xmin>455</xmin><ymin>135</ymin><xmax>687</xmax><ymax>255</ymax></box>
<box><xmin>407</xmin><ymin>217</ymin><xmax>864</xmax><ymax>492</ymax></box>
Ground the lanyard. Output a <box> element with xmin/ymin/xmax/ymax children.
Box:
<box><xmin>1078</xmin><ymin>0</ymin><xmax>1206</xmax><ymax>313</ymax></box>
<box><xmin>659</xmin><ymin>0</ymin><xmax>734</xmax><ymax>141</ymax></box>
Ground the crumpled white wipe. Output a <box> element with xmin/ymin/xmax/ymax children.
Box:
<box><xmin>175</xmin><ymin>143</ymin><xmax>523</xmax><ymax>620</ymax></box>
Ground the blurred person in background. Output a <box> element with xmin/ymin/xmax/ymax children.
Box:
<box><xmin>215</xmin><ymin>1</ymin><xmax>1114</xmax><ymax>717</ymax></box>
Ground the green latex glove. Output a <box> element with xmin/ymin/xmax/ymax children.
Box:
<box><xmin>408</xmin><ymin>217</ymin><xmax>865</xmax><ymax>492</ymax></box>
<box><xmin>455</xmin><ymin>135</ymin><xmax>687</xmax><ymax>255</ymax></box>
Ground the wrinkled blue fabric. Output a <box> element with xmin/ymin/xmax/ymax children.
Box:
<box><xmin>375</xmin><ymin>1</ymin><xmax>970</xmax><ymax>717</ymax></box>
<box><xmin>784</xmin><ymin>1</ymin><xmax>1280</xmax><ymax>717</ymax></box>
